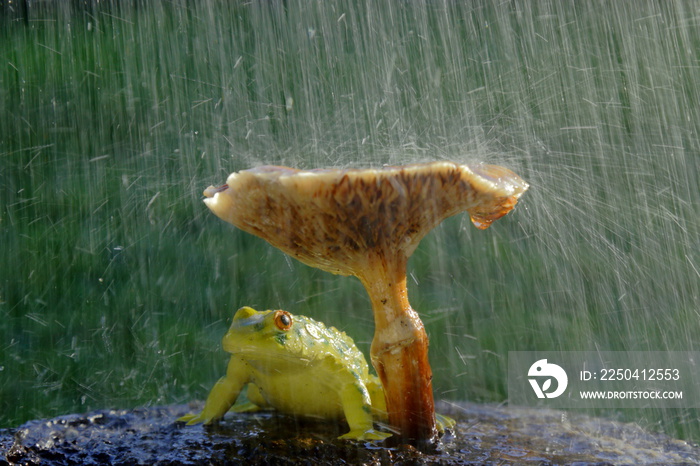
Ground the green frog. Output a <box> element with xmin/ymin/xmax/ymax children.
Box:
<box><xmin>178</xmin><ymin>306</ymin><xmax>392</xmax><ymax>441</ymax></box>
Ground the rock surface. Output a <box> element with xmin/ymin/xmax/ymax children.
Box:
<box><xmin>1</xmin><ymin>402</ymin><xmax>699</xmax><ymax>465</ymax></box>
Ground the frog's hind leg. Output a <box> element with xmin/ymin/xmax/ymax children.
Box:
<box><xmin>231</xmin><ymin>383</ymin><xmax>268</xmax><ymax>412</ymax></box>
<box><xmin>366</xmin><ymin>375</ymin><xmax>387</xmax><ymax>421</ymax></box>
<box><xmin>338</xmin><ymin>383</ymin><xmax>391</xmax><ymax>441</ymax></box>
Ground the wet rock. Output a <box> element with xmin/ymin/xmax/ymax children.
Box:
<box><xmin>1</xmin><ymin>402</ymin><xmax>698</xmax><ymax>465</ymax></box>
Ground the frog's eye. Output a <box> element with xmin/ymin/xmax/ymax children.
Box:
<box><xmin>273</xmin><ymin>310</ymin><xmax>293</xmax><ymax>331</ymax></box>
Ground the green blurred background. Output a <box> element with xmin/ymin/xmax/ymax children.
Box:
<box><xmin>1</xmin><ymin>0</ymin><xmax>698</xmax><ymax>442</ymax></box>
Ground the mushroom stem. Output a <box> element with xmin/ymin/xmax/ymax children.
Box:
<box><xmin>358</xmin><ymin>253</ymin><xmax>437</xmax><ymax>445</ymax></box>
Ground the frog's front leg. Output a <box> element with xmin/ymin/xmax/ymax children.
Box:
<box><xmin>178</xmin><ymin>356</ymin><xmax>250</xmax><ymax>425</ymax></box>
<box><xmin>337</xmin><ymin>383</ymin><xmax>391</xmax><ymax>441</ymax></box>
<box><xmin>230</xmin><ymin>383</ymin><xmax>268</xmax><ymax>413</ymax></box>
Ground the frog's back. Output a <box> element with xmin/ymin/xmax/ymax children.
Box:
<box><xmin>290</xmin><ymin>314</ymin><xmax>370</xmax><ymax>375</ymax></box>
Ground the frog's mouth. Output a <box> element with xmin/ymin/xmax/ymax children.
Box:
<box><xmin>224</xmin><ymin>342</ymin><xmax>311</xmax><ymax>371</ymax></box>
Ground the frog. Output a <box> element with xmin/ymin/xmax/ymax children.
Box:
<box><xmin>178</xmin><ymin>306</ymin><xmax>392</xmax><ymax>441</ymax></box>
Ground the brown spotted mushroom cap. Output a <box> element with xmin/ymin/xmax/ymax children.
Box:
<box><xmin>203</xmin><ymin>161</ymin><xmax>528</xmax><ymax>277</ymax></box>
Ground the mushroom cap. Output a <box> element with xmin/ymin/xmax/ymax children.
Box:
<box><xmin>203</xmin><ymin>162</ymin><xmax>528</xmax><ymax>277</ymax></box>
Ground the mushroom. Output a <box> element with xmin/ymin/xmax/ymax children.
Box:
<box><xmin>203</xmin><ymin>161</ymin><xmax>528</xmax><ymax>446</ymax></box>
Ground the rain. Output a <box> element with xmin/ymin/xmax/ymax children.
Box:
<box><xmin>1</xmin><ymin>0</ymin><xmax>698</xmax><ymax>451</ymax></box>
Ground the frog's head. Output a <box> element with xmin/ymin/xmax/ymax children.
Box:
<box><xmin>223</xmin><ymin>306</ymin><xmax>305</xmax><ymax>362</ymax></box>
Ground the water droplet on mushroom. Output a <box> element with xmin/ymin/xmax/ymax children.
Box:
<box><xmin>470</xmin><ymin>215</ymin><xmax>493</xmax><ymax>230</ymax></box>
